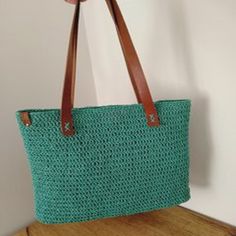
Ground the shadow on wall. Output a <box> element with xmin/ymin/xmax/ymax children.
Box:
<box><xmin>146</xmin><ymin>0</ymin><xmax>213</xmax><ymax>187</ymax></box>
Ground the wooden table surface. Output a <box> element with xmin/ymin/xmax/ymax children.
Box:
<box><xmin>14</xmin><ymin>207</ymin><xmax>236</xmax><ymax>236</ymax></box>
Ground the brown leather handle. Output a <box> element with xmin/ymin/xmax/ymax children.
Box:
<box><xmin>61</xmin><ymin>0</ymin><xmax>160</xmax><ymax>136</ymax></box>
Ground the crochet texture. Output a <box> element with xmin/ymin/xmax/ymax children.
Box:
<box><xmin>16</xmin><ymin>99</ymin><xmax>191</xmax><ymax>224</ymax></box>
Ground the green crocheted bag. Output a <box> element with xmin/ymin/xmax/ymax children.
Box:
<box><xmin>16</xmin><ymin>1</ymin><xmax>191</xmax><ymax>224</ymax></box>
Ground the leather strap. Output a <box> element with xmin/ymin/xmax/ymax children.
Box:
<box><xmin>61</xmin><ymin>0</ymin><xmax>160</xmax><ymax>136</ymax></box>
<box><xmin>61</xmin><ymin>2</ymin><xmax>80</xmax><ymax>136</ymax></box>
<box><xmin>105</xmin><ymin>0</ymin><xmax>160</xmax><ymax>126</ymax></box>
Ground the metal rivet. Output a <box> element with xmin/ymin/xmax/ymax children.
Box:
<box><xmin>20</xmin><ymin>112</ymin><xmax>32</xmax><ymax>127</ymax></box>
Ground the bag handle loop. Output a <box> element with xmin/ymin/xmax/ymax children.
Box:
<box><xmin>61</xmin><ymin>0</ymin><xmax>160</xmax><ymax>136</ymax></box>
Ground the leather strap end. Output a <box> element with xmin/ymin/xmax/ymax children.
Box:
<box><xmin>61</xmin><ymin>113</ymin><xmax>75</xmax><ymax>136</ymax></box>
<box><xmin>146</xmin><ymin>112</ymin><xmax>160</xmax><ymax>127</ymax></box>
<box><xmin>20</xmin><ymin>112</ymin><xmax>32</xmax><ymax>127</ymax></box>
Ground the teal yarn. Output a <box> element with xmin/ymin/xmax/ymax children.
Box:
<box><xmin>16</xmin><ymin>99</ymin><xmax>191</xmax><ymax>224</ymax></box>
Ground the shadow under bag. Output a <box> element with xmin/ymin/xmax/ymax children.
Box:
<box><xmin>16</xmin><ymin>0</ymin><xmax>191</xmax><ymax>224</ymax></box>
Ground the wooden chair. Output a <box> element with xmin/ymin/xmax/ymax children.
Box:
<box><xmin>14</xmin><ymin>206</ymin><xmax>236</xmax><ymax>236</ymax></box>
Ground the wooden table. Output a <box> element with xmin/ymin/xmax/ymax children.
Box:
<box><xmin>14</xmin><ymin>207</ymin><xmax>236</xmax><ymax>236</ymax></box>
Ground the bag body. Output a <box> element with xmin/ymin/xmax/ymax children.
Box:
<box><xmin>16</xmin><ymin>100</ymin><xmax>190</xmax><ymax>224</ymax></box>
<box><xmin>16</xmin><ymin>0</ymin><xmax>191</xmax><ymax>224</ymax></box>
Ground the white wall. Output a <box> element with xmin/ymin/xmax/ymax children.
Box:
<box><xmin>0</xmin><ymin>1</ymin><xmax>96</xmax><ymax>235</ymax></box>
<box><xmin>82</xmin><ymin>0</ymin><xmax>236</xmax><ymax>226</ymax></box>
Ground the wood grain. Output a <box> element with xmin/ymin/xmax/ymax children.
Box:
<box><xmin>14</xmin><ymin>207</ymin><xmax>236</xmax><ymax>236</ymax></box>
<box><xmin>13</xmin><ymin>228</ymin><xmax>28</xmax><ymax>236</ymax></box>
